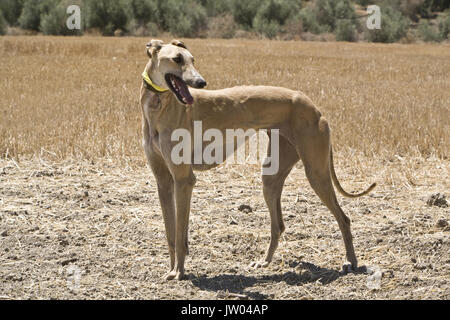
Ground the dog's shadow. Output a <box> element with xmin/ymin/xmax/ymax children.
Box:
<box><xmin>189</xmin><ymin>261</ymin><xmax>369</xmax><ymax>299</ymax></box>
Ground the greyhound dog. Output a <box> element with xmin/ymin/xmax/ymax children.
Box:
<box><xmin>140</xmin><ymin>39</ymin><xmax>376</xmax><ymax>280</ymax></box>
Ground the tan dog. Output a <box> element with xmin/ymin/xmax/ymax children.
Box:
<box><xmin>140</xmin><ymin>39</ymin><xmax>376</xmax><ymax>280</ymax></box>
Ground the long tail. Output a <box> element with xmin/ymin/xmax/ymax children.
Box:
<box><xmin>330</xmin><ymin>148</ymin><xmax>376</xmax><ymax>198</ymax></box>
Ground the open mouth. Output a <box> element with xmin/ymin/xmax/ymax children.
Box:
<box><xmin>165</xmin><ymin>74</ymin><xmax>194</xmax><ymax>105</ymax></box>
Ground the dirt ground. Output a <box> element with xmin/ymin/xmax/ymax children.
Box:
<box><xmin>0</xmin><ymin>155</ymin><xmax>448</xmax><ymax>300</ymax></box>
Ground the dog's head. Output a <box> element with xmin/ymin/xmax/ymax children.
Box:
<box><xmin>146</xmin><ymin>39</ymin><xmax>206</xmax><ymax>105</ymax></box>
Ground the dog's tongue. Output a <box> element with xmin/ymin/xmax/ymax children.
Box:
<box><xmin>174</xmin><ymin>77</ymin><xmax>194</xmax><ymax>105</ymax></box>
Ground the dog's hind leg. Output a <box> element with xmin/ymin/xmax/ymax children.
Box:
<box><xmin>297</xmin><ymin>118</ymin><xmax>358</xmax><ymax>272</ymax></box>
<box><xmin>251</xmin><ymin>134</ymin><xmax>300</xmax><ymax>268</ymax></box>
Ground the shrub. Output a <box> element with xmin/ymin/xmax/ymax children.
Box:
<box><xmin>284</xmin><ymin>16</ymin><xmax>304</xmax><ymax>39</ymax></box>
<box><xmin>438</xmin><ymin>10</ymin><xmax>450</xmax><ymax>39</ymax></box>
<box><xmin>171</xmin><ymin>16</ymin><xmax>192</xmax><ymax>37</ymax></box>
<box><xmin>399</xmin><ymin>30</ymin><xmax>417</xmax><ymax>43</ymax></box>
<box><xmin>253</xmin><ymin>17</ymin><xmax>281</xmax><ymax>39</ymax></box>
<box><xmin>183</xmin><ymin>1</ymin><xmax>208</xmax><ymax>37</ymax></box>
<box><xmin>17</xmin><ymin>0</ymin><xmax>59</xmax><ymax>32</ymax></box>
<box><xmin>258</xmin><ymin>0</ymin><xmax>300</xmax><ymax>26</ymax></box>
<box><xmin>354</xmin><ymin>0</ymin><xmax>371</xmax><ymax>6</ymax></box>
<box><xmin>40</xmin><ymin>7</ymin><xmax>66</xmax><ymax>35</ymax></box>
<box><xmin>0</xmin><ymin>0</ymin><xmax>24</xmax><ymax>26</ymax></box>
<box><xmin>417</xmin><ymin>20</ymin><xmax>442</xmax><ymax>42</ymax></box>
<box><xmin>195</xmin><ymin>0</ymin><xmax>231</xmax><ymax>17</ymax></box>
<box><xmin>314</xmin><ymin>0</ymin><xmax>356</xmax><ymax>30</ymax></box>
<box><xmin>230</xmin><ymin>0</ymin><xmax>260</xmax><ymax>30</ymax></box>
<box><xmin>126</xmin><ymin>0</ymin><xmax>160</xmax><ymax>37</ymax></box>
<box><xmin>299</xmin><ymin>0</ymin><xmax>358</xmax><ymax>34</ymax></box>
<box><xmin>207</xmin><ymin>13</ymin><xmax>237</xmax><ymax>39</ymax></box>
<box><xmin>335</xmin><ymin>0</ymin><xmax>356</xmax><ymax>20</ymax></box>
<box><xmin>399</xmin><ymin>0</ymin><xmax>425</xmax><ymax>21</ymax></box>
<box><xmin>156</xmin><ymin>0</ymin><xmax>207</xmax><ymax>37</ymax></box>
<box><xmin>298</xmin><ymin>6</ymin><xmax>329</xmax><ymax>34</ymax></box>
<box><xmin>125</xmin><ymin>0</ymin><xmax>158</xmax><ymax>30</ymax></box>
<box><xmin>18</xmin><ymin>0</ymin><xmax>43</xmax><ymax>30</ymax></box>
<box><xmin>314</xmin><ymin>0</ymin><xmax>337</xmax><ymax>30</ymax></box>
<box><xmin>335</xmin><ymin>20</ymin><xmax>357</xmax><ymax>41</ymax></box>
<box><xmin>128</xmin><ymin>19</ymin><xmax>160</xmax><ymax>37</ymax></box>
<box><xmin>84</xmin><ymin>0</ymin><xmax>129</xmax><ymax>35</ymax></box>
<box><xmin>365</xmin><ymin>5</ymin><xmax>410</xmax><ymax>43</ymax></box>
<box><xmin>2</xmin><ymin>0</ymin><xmax>447</xmax><ymax>41</ymax></box>
<box><xmin>428</xmin><ymin>0</ymin><xmax>449</xmax><ymax>11</ymax></box>
<box><xmin>40</xmin><ymin>0</ymin><xmax>82</xmax><ymax>35</ymax></box>
<box><xmin>418</xmin><ymin>0</ymin><xmax>449</xmax><ymax>18</ymax></box>
<box><xmin>145</xmin><ymin>22</ymin><xmax>159</xmax><ymax>36</ymax></box>
<box><xmin>0</xmin><ymin>10</ymin><xmax>6</xmax><ymax>35</ymax></box>
<box><xmin>164</xmin><ymin>0</ymin><xmax>207</xmax><ymax>37</ymax></box>
<box><xmin>252</xmin><ymin>0</ymin><xmax>301</xmax><ymax>38</ymax></box>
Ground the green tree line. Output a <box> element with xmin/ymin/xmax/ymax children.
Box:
<box><xmin>0</xmin><ymin>0</ymin><xmax>449</xmax><ymax>42</ymax></box>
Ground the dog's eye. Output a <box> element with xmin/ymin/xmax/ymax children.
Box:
<box><xmin>172</xmin><ymin>56</ymin><xmax>182</xmax><ymax>64</ymax></box>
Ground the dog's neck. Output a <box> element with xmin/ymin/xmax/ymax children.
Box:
<box><xmin>143</xmin><ymin>70</ymin><xmax>169</xmax><ymax>94</ymax></box>
<box><xmin>143</xmin><ymin>61</ymin><xmax>167</xmax><ymax>91</ymax></box>
<box><xmin>142</xmin><ymin>62</ymin><xmax>167</xmax><ymax>94</ymax></box>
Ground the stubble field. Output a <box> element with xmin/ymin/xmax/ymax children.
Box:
<box><xmin>0</xmin><ymin>36</ymin><xmax>449</xmax><ymax>299</ymax></box>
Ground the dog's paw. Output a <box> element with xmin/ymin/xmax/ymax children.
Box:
<box><xmin>342</xmin><ymin>261</ymin><xmax>356</xmax><ymax>275</ymax></box>
<box><xmin>164</xmin><ymin>270</ymin><xmax>185</xmax><ymax>281</ymax></box>
<box><xmin>249</xmin><ymin>260</ymin><xmax>270</xmax><ymax>269</ymax></box>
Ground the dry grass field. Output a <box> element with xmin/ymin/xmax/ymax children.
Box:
<box><xmin>0</xmin><ymin>36</ymin><xmax>449</xmax><ymax>300</ymax></box>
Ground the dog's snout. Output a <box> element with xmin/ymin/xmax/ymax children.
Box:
<box><xmin>196</xmin><ymin>79</ymin><xmax>207</xmax><ymax>88</ymax></box>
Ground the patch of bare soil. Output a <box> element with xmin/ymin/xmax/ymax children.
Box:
<box><xmin>0</xmin><ymin>157</ymin><xmax>448</xmax><ymax>299</ymax></box>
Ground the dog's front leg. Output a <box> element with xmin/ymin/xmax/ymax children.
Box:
<box><xmin>144</xmin><ymin>138</ymin><xmax>177</xmax><ymax>277</ymax></box>
<box><xmin>165</xmin><ymin>166</ymin><xmax>196</xmax><ymax>280</ymax></box>
<box><xmin>156</xmin><ymin>128</ymin><xmax>196</xmax><ymax>281</ymax></box>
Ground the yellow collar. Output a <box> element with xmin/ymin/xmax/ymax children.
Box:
<box><xmin>142</xmin><ymin>71</ymin><xmax>169</xmax><ymax>93</ymax></box>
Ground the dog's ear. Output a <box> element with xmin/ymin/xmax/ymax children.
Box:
<box><xmin>171</xmin><ymin>39</ymin><xmax>187</xmax><ymax>50</ymax></box>
<box><xmin>146</xmin><ymin>39</ymin><xmax>164</xmax><ymax>58</ymax></box>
